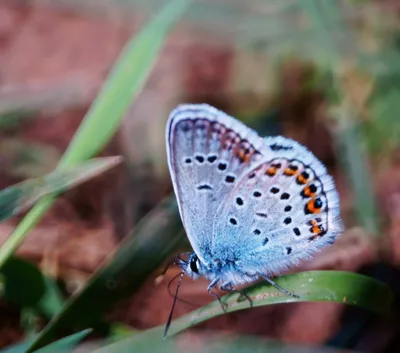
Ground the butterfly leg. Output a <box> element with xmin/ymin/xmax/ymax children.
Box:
<box><xmin>258</xmin><ymin>273</ymin><xmax>299</xmax><ymax>299</ymax></box>
<box><xmin>220</xmin><ymin>281</ymin><xmax>253</xmax><ymax>308</ymax></box>
<box><xmin>207</xmin><ymin>278</ymin><xmax>227</xmax><ymax>312</ymax></box>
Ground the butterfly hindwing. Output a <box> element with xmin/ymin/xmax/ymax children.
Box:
<box><xmin>211</xmin><ymin>136</ymin><xmax>343</xmax><ymax>277</ymax></box>
<box><xmin>166</xmin><ymin>104</ymin><xmax>265</xmax><ymax>263</ymax></box>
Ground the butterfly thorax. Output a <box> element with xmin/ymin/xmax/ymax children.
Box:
<box><xmin>183</xmin><ymin>252</ymin><xmax>255</xmax><ymax>286</ymax></box>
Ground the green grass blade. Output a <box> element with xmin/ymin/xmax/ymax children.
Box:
<box><xmin>335</xmin><ymin>119</ymin><xmax>380</xmax><ymax>235</ymax></box>
<box><xmin>0</xmin><ymin>156</ymin><xmax>121</xmax><ymax>222</ymax></box>
<box><xmin>0</xmin><ymin>341</ymin><xmax>32</xmax><ymax>353</ymax></box>
<box><xmin>0</xmin><ymin>257</ymin><xmax>46</xmax><ymax>308</ymax></box>
<box><xmin>26</xmin><ymin>196</ymin><xmax>186</xmax><ymax>352</ymax></box>
<box><xmin>37</xmin><ymin>275</ymin><xmax>66</xmax><ymax>319</ymax></box>
<box><xmin>95</xmin><ymin>270</ymin><xmax>392</xmax><ymax>349</ymax></box>
<box><xmin>34</xmin><ymin>329</ymin><xmax>92</xmax><ymax>353</ymax></box>
<box><xmin>58</xmin><ymin>0</ymin><xmax>191</xmax><ymax>166</ymax></box>
<box><xmin>92</xmin><ymin>331</ymin><xmax>359</xmax><ymax>353</ymax></box>
<box><xmin>0</xmin><ymin>0</ymin><xmax>191</xmax><ymax>269</ymax></box>
<box><xmin>0</xmin><ymin>316</ymin><xmax>88</xmax><ymax>353</ymax></box>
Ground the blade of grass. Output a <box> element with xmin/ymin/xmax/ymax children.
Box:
<box><xmin>0</xmin><ymin>329</ymin><xmax>91</xmax><ymax>353</ymax></box>
<box><xmin>0</xmin><ymin>0</ymin><xmax>191</xmax><ymax>269</ymax></box>
<box><xmin>37</xmin><ymin>275</ymin><xmax>65</xmax><ymax>319</ymax></box>
<box><xmin>26</xmin><ymin>195</ymin><xmax>186</xmax><ymax>352</ymax></box>
<box><xmin>93</xmin><ymin>270</ymin><xmax>392</xmax><ymax>351</ymax></box>
<box><xmin>0</xmin><ymin>156</ymin><xmax>122</xmax><ymax>222</ymax></box>
<box><xmin>34</xmin><ymin>329</ymin><xmax>92</xmax><ymax>353</ymax></box>
<box><xmin>334</xmin><ymin>115</ymin><xmax>380</xmax><ymax>235</ymax></box>
<box><xmin>0</xmin><ymin>341</ymin><xmax>32</xmax><ymax>353</ymax></box>
<box><xmin>0</xmin><ymin>256</ymin><xmax>46</xmax><ymax>308</ymax></box>
<box><xmin>92</xmin><ymin>330</ymin><xmax>361</xmax><ymax>353</ymax></box>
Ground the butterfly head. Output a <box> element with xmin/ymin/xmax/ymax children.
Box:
<box><xmin>183</xmin><ymin>252</ymin><xmax>231</xmax><ymax>282</ymax></box>
<box><xmin>183</xmin><ymin>253</ymin><xmax>204</xmax><ymax>279</ymax></box>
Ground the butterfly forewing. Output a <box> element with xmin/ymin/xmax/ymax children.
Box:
<box><xmin>166</xmin><ymin>104</ymin><xmax>265</xmax><ymax>263</ymax></box>
<box><xmin>211</xmin><ymin>136</ymin><xmax>343</xmax><ymax>277</ymax></box>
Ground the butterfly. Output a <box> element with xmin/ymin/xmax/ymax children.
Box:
<box><xmin>163</xmin><ymin>103</ymin><xmax>343</xmax><ymax>337</ymax></box>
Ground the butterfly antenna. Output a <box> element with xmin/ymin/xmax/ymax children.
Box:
<box><xmin>167</xmin><ymin>272</ymin><xmax>198</xmax><ymax>307</ymax></box>
<box><xmin>160</xmin><ymin>252</ymin><xmax>190</xmax><ymax>277</ymax></box>
<box><xmin>163</xmin><ymin>270</ymin><xmax>185</xmax><ymax>339</ymax></box>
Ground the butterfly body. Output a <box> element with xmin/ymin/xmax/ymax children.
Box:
<box><xmin>164</xmin><ymin>104</ymin><xmax>344</xmax><ymax>336</ymax></box>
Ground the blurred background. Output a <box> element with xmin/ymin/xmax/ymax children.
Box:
<box><xmin>1</xmin><ymin>0</ymin><xmax>400</xmax><ymax>352</ymax></box>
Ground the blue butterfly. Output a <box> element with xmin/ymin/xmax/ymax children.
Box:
<box><xmin>164</xmin><ymin>104</ymin><xmax>343</xmax><ymax>337</ymax></box>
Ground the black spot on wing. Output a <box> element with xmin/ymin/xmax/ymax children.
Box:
<box><xmin>197</xmin><ymin>184</ymin><xmax>212</xmax><ymax>190</ymax></box>
<box><xmin>207</xmin><ymin>155</ymin><xmax>217</xmax><ymax>163</ymax></box>
<box><xmin>229</xmin><ymin>218</ymin><xmax>237</xmax><ymax>225</ymax></box>
<box><xmin>270</xmin><ymin>187</ymin><xmax>279</xmax><ymax>194</ymax></box>
<box><xmin>225</xmin><ymin>175</ymin><xmax>235</xmax><ymax>183</ymax></box>
<box><xmin>218</xmin><ymin>162</ymin><xmax>227</xmax><ymax>171</ymax></box>
<box><xmin>281</xmin><ymin>193</ymin><xmax>290</xmax><ymax>200</ymax></box>
<box><xmin>195</xmin><ymin>155</ymin><xmax>204</xmax><ymax>163</ymax></box>
<box><xmin>283</xmin><ymin>217</ymin><xmax>292</xmax><ymax>225</ymax></box>
<box><xmin>269</xmin><ymin>143</ymin><xmax>293</xmax><ymax>151</ymax></box>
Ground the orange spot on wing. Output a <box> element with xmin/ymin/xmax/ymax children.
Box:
<box><xmin>284</xmin><ymin>168</ymin><xmax>297</xmax><ymax>176</ymax></box>
<box><xmin>311</xmin><ymin>226</ymin><xmax>320</xmax><ymax>234</ymax></box>
<box><xmin>234</xmin><ymin>142</ymin><xmax>255</xmax><ymax>164</ymax></box>
<box><xmin>297</xmin><ymin>175</ymin><xmax>307</xmax><ymax>184</ymax></box>
<box><xmin>266</xmin><ymin>167</ymin><xmax>277</xmax><ymax>176</ymax></box>
<box><xmin>306</xmin><ymin>199</ymin><xmax>322</xmax><ymax>214</ymax></box>
<box><xmin>303</xmin><ymin>186</ymin><xmax>316</xmax><ymax>197</ymax></box>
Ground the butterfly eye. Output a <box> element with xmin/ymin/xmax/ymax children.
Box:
<box><xmin>190</xmin><ymin>256</ymin><xmax>199</xmax><ymax>274</ymax></box>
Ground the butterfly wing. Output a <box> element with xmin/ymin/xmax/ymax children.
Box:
<box><xmin>166</xmin><ymin>104</ymin><xmax>266</xmax><ymax>263</ymax></box>
<box><xmin>211</xmin><ymin>136</ymin><xmax>343</xmax><ymax>278</ymax></box>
